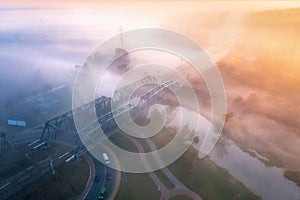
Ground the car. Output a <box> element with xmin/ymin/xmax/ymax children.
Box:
<box><xmin>94</xmin><ymin>175</ymin><xmax>100</xmax><ymax>183</ymax></box>
<box><xmin>98</xmin><ymin>187</ymin><xmax>106</xmax><ymax>199</ymax></box>
<box><xmin>106</xmin><ymin>172</ymin><xmax>111</xmax><ymax>180</ymax></box>
<box><xmin>102</xmin><ymin>153</ymin><xmax>110</xmax><ymax>164</ymax></box>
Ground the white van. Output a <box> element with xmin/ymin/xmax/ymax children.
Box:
<box><xmin>102</xmin><ymin>153</ymin><xmax>110</xmax><ymax>164</ymax></box>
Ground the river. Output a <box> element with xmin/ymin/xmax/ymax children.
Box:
<box><xmin>167</xmin><ymin>106</ymin><xmax>300</xmax><ymax>200</ymax></box>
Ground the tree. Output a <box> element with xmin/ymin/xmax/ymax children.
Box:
<box><xmin>225</xmin><ymin>112</ymin><xmax>235</xmax><ymax>122</ymax></box>
<box><xmin>182</xmin><ymin>147</ymin><xmax>198</xmax><ymax>175</ymax></box>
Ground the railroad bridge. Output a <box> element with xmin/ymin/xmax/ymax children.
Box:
<box><xmin>0</xmin><ymin>75</ymin><xmax>179</xmax><ymax>199</ymax></box>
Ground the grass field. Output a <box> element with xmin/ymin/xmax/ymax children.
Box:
<box><xmin>170</xmin><ymin>195</ymin><xmax>192</xmax><ymax>200</ymax></box>
<box><xmin>109</xmin><ymin>132</ymin><xmax>138</xmax><ymax>153</ymax></box>
<box><xmin>115</xmin><ymin>173</ymin><xmax>160</xmax><ymax>200</ymax></box>
<box><xmin>136</xmin><ymin>138</ymin><xmax>152</xmax><ymax>152</ymax></box>
<box><xmin>12</xmin><ymin>157</ymin><xmax>89</xmax><ymax>200</ymax></box>
<box><xmin>0</xmin><ymin>142</ymin><xmax>69</xmax><ymax>181</ymax></box>
<box><xmin>169</xmin><ymin>147</ymin><xmax>260</xmax><ymax>200</ymax></box>
<box><xmin>154</xmin><ymin>169</ymin><xmax>175</xmax><ymax>189</ymax></box>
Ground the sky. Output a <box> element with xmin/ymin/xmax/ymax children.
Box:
<box><xmin>1</xmin><ymin>0</ymin><xmax>299</xmax><ymax>84</ymax></box>
<box><xmin>1</xmin><ymin>1</ymin><xmax>300</xmax><ymax>31</ymax></box>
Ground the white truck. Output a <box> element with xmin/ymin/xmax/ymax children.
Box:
<box><xmin>102</xmin><ymin>153</ymin><xmax>110</xmax><ymax>164</ymax></box>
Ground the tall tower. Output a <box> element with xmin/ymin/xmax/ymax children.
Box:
<box><xmin>115</xmin><ymin>25</ymin><xmax>127</xmax><ymax>57</ymax></box>
<box><xmin>113</xmin><ymin>25</ymin><xmax>130</xmax><ymax>73</ymax></box>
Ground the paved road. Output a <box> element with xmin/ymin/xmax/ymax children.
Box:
<box><xmin>82</xmin><ymin>142</ymin><xmax>121</xmax><ymax>200</ymax></box>
<box><xmin>84</xmin><ymin>156</ymin><xmax>116</xmax><ymax>200</ymax></box>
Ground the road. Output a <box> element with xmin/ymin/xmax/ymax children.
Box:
<box><xmin>84</xmin><ymin>156</ymin><xmax>116</xmax><ymax>200</ymax></box>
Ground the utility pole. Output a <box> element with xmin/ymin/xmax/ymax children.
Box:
<box><xmin>50</xmin><ymin>159</ymin><xmax>55</xmax><ymax>175</ymax></box>
<box><xmin>0</xmin><ymin>132</ymin><xmax>10</xmax><ymax>150</ymax></box>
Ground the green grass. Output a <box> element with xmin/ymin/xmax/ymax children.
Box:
<box><xmin>111</xmin><ymin>132</ymin><xmax>161</xmax><ymax>200</ymax></box>
<box><xmin>151</xmin><ymin>127</ymin><xmax>176</xmax><ymax>149</ymax></box>
<box><xmin>0</xmin><ymin>143</ymin><xmax>69</xmax><ymax>180</ymax></box>
<box><xmin>170</xmin><ymin>195</ymin><xmax>192</xmax><ymax>200</ymax></box>
<box><xmin>58</xmin><ymin>157</ymin><xmax>90</xmax><ymax>193</ymax></box>
<box><xmin>2</xmin><ymin>142</ymin><xmax>89</xmax><ymax>200</ymax></box>
<box><xmin>115</xmin><ymin>173</ymin><xmax>160</xmax><ymax>200</ymax></box>
<box><xmin>284</xmin><ymin>170</ymin><xmax>300</xmax><ymax>187</ymax></box>
<box><xmin>0</xmin><ymin>156</ymin><xmax>33</xmax><ymax>179</ymax></box>
<box><xmin>109</xmin><ymin>132</ymin><xmax>138</xmax><ymax>153</ymax></box>
<box><xmin>169</xmin><ymin>147</ymin><xmax>261</xmax><ymax>200</ymax></box>
<box><xmin>12</xmin><ymin>157</ymin><xmax>89</xmax><ymax>200</ymax></box>
<box><xmin>154</xmin><ymin>169</ymin><xmax>174</xmax><ymax>189</ymax></box>
<box><xmin>136</xmin><ymin>138</ymin><xmax>152</xmax><ymax>152</ymax></box>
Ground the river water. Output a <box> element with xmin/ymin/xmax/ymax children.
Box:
<box><xmin>167</xmin><ymin>106</ymin><xmax>300</xmax><ymax>200</ymax></box>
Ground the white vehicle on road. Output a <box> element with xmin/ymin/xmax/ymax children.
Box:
<box><xmin>102</xmin><ymin>153</ymin><xmax>110</xmax><ymax>164</ymax></box>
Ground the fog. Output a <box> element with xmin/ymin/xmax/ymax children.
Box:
<box><xmin>163</xmin><ymin>7</ymin><xmax>300</xmax><ymax>172</ymax></box>
<box><xmin>0</xmin><ymin>22</ymin><xmax>101</xmax><ymax>130</ymax></box>
<box><xmin>1</xmin><ymin>1</ymin><xmax>300</xmax><ymax>173</ymax></box>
